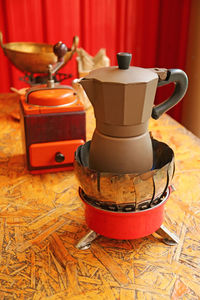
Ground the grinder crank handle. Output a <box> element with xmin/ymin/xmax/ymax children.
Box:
<box><xmin>152</xmin><ymin>69</ymin><xmax>188</xmax><ymax>120</ymax></box>
<box><xmin>49</xmin><ymin>41</ymin><xmax>68</xmax><ymax>74</ymax></box>
<box><xmin>47</xmin><ymin>41</ymin><xmax>68</xmax><ymax>87</ymax></box>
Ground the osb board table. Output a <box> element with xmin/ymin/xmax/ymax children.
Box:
<box><xmin>0</xmin><ymin>93</ymin><xmax>200</xmax><ymax>300</ymax></box>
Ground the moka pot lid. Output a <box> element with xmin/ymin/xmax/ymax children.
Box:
<box><xmin>84</xmin><ymin>52</ymin><xmax>158</xmax><ymax>84</ymax></box>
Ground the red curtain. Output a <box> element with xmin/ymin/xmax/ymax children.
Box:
<box><xmin>0</xmin><ymin>0</ymin><xmax>191</xmax><ymax>121</ymax></box>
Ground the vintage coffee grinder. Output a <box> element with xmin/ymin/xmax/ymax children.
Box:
<box><xmin>20</xmin><ymin>42</ymin><xmax>86</xmax><ymax>174</ymax></box>
<box><xmin>74</xmin><ymin>53</ymin><xmax>188</xmax><ymax>249</ymax></box>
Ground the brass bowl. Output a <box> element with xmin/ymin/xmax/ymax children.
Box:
<box><xmin>74</xmin><ymin>140</ymin><xmax>175</xmax><ymax>209</ymax></box>
<box><xmin>0</xmin><ymin>32</ymin><xmax>79</xmax><ymax>74</ymax></box>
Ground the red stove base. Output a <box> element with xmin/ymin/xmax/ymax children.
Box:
<box><xmin>79</xmin><ymin>187</ymin><xmax>171</xmax><ymax>240</ymax></box>
<box><xmin>76</xmin><ymin>186</ymin><xmax>179</xmax><ymax>250</ymax></box>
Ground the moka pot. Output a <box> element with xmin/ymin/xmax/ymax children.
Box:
<box><xmin>80</xmin><ymin>53</ymin><xmax>188</xmax><ymax>174</ymax></box>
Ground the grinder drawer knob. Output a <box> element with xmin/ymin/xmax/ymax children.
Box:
<box><xmin>55</xmin><ymin>152</ymin><xmax>65</xmax><ymax>163</ymax></box>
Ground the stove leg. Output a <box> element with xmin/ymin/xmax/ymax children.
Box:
<box><xmin>154</xmin><ymin>224</ymin><xmax>179</xmax><ymax>245</ymax></box>
<box><xmin>76</xmin><ymin>230</ymin><xmax>99</xmax><ymax>250</ymax></box>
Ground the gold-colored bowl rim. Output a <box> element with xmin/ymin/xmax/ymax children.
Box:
<box><xmin>0</xmin><ymin>32</ymin><xmax>79</xmax><ymax>73</ymax></box>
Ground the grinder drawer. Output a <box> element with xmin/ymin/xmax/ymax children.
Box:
<box><xmin>29</xmin><ymin>139</ymin><xmax>84</xmax><ymax>167</ymax></box>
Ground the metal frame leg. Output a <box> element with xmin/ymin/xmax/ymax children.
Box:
<box><xmin>76</xmin><ymin>230</ymin><xmax>99</xmax><ymax>250</ymax></box>
<box><xmin>154</xmin><ymin>224</ymin><xmax>179</xmax><ymax>245</ymax></box>
<box><xmin>76</xmin><ymin>225</ymin><xmax>179</xmax><ymax>249</ymax></box>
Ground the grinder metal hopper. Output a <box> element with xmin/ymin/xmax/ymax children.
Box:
<box><xmin>0</xmin><ymin>32</ymin><xmax>78</xmax><ymax>79</ymax></box>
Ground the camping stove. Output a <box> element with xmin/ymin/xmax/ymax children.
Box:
<box><xmin>74</xmin><ymin>139</ymin><xmax>179</xmax><ymax>249</ymax></box>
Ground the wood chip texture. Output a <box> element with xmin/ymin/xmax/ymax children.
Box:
<box><xmin>0</xmin><ymin>93</ymin><xmax>199</xmax><ymax>299</ymax></box>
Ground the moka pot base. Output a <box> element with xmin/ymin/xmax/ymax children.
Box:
<box><xmin>89</xmin><ymin>129</ymin><xmax>153</xmax><ymax>174</ymax></box>
<box><xmin>74</xmin><ymin>138</ymin><xmax>175</xmax><ymax>240</ymax></box>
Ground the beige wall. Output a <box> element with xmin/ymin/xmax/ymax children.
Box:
<box><xmin>182</xmin><ymin>0</ymin><xmax>200</xmax><ymax>137</ymax></box>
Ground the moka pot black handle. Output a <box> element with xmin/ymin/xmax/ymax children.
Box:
<box><xmin>151</xmin><ymin>69</ymin><xmax>188</xmax><ymax>120</ymax></box>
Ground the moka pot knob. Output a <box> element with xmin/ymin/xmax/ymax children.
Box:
<box><xmin>117</xmin><ymin>52</ymin><xmax>132</xmax><ymax>69</ymax></box>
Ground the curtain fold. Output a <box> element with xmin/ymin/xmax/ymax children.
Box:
<box><xmin>0</xmin><ymin>0</ymin><xmax>191</xmax><ymax>121</ymax></box>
